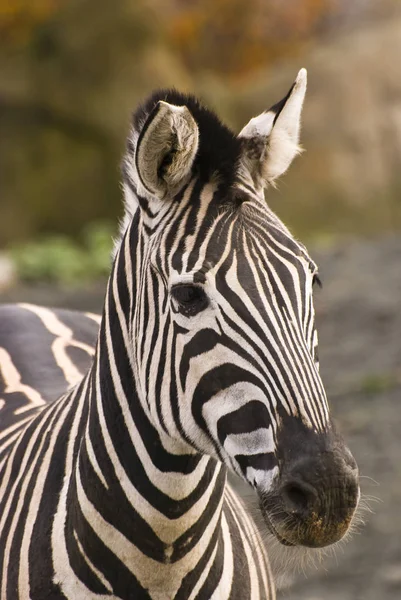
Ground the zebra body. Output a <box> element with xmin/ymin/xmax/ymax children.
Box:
<box><xmin>0</xmin><ymin>307</ymin><xmax>272</xmax><ymax>599</ymax></box>
<box><xmin>0</xmin><ymin>69</ymin><xmax>359</xmax><ymax>599</ymax></box>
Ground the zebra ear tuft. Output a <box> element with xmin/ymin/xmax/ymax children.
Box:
<box><xmin>239</xmin><ymin>68</ymin><xmax>307</xmax><ymax>187</ymax></box>
<box><xmin>135</xmin><ymin>101</ymin><xmax>199</xmax><ymax>198</ymax></box>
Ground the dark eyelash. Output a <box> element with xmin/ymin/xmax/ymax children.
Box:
<box><xmin>313</xmin><ymin>273</ymin><xmax>323</xmax><ymax>288</ymax></box>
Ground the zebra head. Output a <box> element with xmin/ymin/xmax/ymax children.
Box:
<box><xmin>121</xmin><ymin>69</ymin><xmax>359</xmax><ymax>549</ymax></box>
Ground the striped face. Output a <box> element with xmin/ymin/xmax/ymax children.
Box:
<box><xmin>137</xmin><ymin>182</ymin><xmax>327</xmax><ymax>488</ymax></box>
<box><xmin>123</xmin><ymin>73</ymin><xmax>359</xmax><ymax>548</ymax></box>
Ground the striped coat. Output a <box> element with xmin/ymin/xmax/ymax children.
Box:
<box><xmin>0</xmin><ymin>69</ymin><xmax>359</xmax><ymax>599</ymax></box>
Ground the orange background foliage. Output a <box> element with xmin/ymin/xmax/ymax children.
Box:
<box><xmin>0</xmin><ymin>0</ymin><xmax>58</xmax><ymax>45</ymax></box>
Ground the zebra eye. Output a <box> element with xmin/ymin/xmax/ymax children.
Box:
<box><xmin>171</xmin><ymin>284</ymin><xmax>208</xmax><ymax>315</ymax></box>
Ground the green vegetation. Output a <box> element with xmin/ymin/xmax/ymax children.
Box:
<box><xmin>10</xmin><ymin>221</ymin><xmax>115</xmax><ymax>284</ymax></box>
<box><xmin>358</xmin><ymin>373</ymin><xmax>399</xmax><ymax>396</ymax></box>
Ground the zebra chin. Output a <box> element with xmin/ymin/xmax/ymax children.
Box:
<box><xmin>259</xmin><ymin>492</ymin><xmax>359</xmax><ymax>549</ymax></box>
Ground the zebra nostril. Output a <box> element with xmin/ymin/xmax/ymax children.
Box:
<box><xmin>281</xmin><ymin>480</ymin><xmax>318</xmax><ymax>518</ymax></box>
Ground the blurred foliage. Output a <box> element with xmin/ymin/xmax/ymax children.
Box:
<box><xmin>162</xmin><ymin>0</ymin><xmax>332</xmax><ymax>79</ymax></box>
<box><xmin>0</xmin><ymin>0</ymin><xmax>58</xmax><ymax>47</ymax></box>
<box><xmin>10</xmin><ymin>221</ymin><xmax>115</xmax><ymax>283</ymax></box>
<box><xmin>0</xmin><ymin>0</ymin><xmax>400</xmax><ymax>253</ymax></box>
<box><xmin>358</xmin><ymin>372</ymin><xmax>399</xmax><ymax>396</ymax></box>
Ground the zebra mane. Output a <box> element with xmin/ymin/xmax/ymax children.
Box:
<box><xmin>115</xmin><ymin>89</ymin><xmax>244</xmax><ymax>256</ymax></box>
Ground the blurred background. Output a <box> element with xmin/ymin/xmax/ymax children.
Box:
<box><xmin>0</xmin><ymin>0</ymin><xmax>400</xmax><ymax>598</ymax></box>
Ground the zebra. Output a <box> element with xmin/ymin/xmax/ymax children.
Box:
<box><xmin>0</xmin><ymin>69</ymin><xmax>360</xmax><ymax>599</ymax></box>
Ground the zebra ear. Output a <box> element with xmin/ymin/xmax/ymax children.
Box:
<box><xmin>239</xmin><ymin>68</ymin><xmax>307</xmax><ymax>187</ymax></box>
<box><xmin>135</xmin><ymin>101</ymin><xmax>199</xmax><ymax>198</ymax></box>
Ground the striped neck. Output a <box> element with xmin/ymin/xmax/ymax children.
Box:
<box><xmin>55</xmin><ymin>217</ymin><xmax>229</xmax><ymax>597</ymax></box>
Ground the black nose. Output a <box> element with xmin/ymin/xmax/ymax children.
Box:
<box><xmin>264</xmin><ymin>418</ymin><xmax>360</xmax><ymax>547</ymax></box>
<box><xmin>279</xmin><ymin>455</ymin><xmax>359</xmax><ymax>523</ymax></box>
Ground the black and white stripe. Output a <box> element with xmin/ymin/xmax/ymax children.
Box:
<box><xmin>0</xmin><ymin>69</ymin><xmax>359</xmax><ymax>599</ymax></box>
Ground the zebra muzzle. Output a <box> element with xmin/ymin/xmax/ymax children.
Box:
<box><xmin>259</xmin><ymin>446</ymin><xmax>360</xmax><ymax>548</ymax></box>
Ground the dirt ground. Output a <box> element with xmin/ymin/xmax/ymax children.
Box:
<box><xmin>1</xmin><ymin>234</ymin><xmax>400</xmax><ymax>600</ymax></box>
